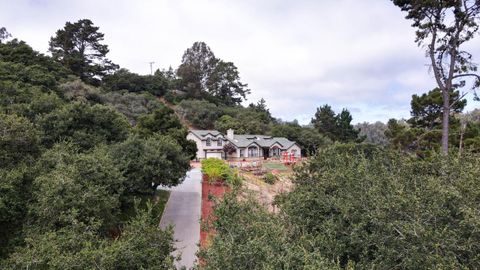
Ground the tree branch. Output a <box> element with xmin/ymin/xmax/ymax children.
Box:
<box><xmin>452</xmin><ymin>73</ymin><xmax>480</xmax><ymax>80</ymax></box>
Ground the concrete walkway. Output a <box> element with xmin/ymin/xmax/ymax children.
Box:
<box><xmin>159</xmin><ymin>168</ymin><xmax>202</xmax><ymax>269</ymax></box>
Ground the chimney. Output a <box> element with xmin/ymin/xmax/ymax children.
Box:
<box><xmin>227</xmin><ymin>129</ymin><xmax>234</xmax><ymax>139</ymax></box>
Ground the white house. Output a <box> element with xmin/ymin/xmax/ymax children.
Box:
<box><xmin>187</xmin><ymin>129</ymin><xmax>302</xmax><ymax>160</ymax></box>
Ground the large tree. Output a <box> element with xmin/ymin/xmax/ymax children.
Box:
<box><xmin>177</xmin><ymin>42</ymin><xmax>250</xmax><ymax>105</ymax></box>
<box><xmin>49</xmin><ymin>19</ymin><xmax>118</xmax><ymax>85</ymax></box>
<box><xmin>392</xmin><ymin>0</ymin><xmax>480</xmax><ymax>154</ymax></box>
<box><xmin>177</xmin><ymin>42</ymin><xmax>217</xmax><ymax>99</ymax></box>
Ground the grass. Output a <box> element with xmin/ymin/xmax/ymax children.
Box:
<box><xmin>263</xmin><ymin>162</ymin><xmax>288</xmax><ymax>171</ymax></box>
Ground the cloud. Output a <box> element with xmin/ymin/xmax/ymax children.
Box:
<box><xmin>1</xmin><ymin>0</ymin><xmax>479</xmax><ymax>124</ymax></box>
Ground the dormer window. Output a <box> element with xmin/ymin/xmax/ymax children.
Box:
<box><xmin>206</xmin><ymin>138</ymin><xmax>211</xmax><ymax>146</ymax></box>
<box><xmin>217</xmin><ymin>139</ymin><xmax>222</xmax><ymax>146</ymax></box>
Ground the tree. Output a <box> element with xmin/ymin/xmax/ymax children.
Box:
<box><xmin>177</xmin><ymin>41</ymin><xmax>217</xmax><ymax>99</ymax></box>
<box><xmin>206</xmin><ymin>60</ymin><xmax>250</xmax><ymax>105</ymax></box>
<box><xmin>111</xmin><ymin>135</ymin><xmax>190</xmax><ymax>194</ymax></box>
<box><xmin>49</xmin><ymin>19</ymin><xmax>118</xmax><ymax>85</ymax></box>
<box><xmin>312</xmin><ymin>105</ymin><xmax>337</xmax><ymax>140</ymax></box>
<box><xmin>30</xmin><ymin>146</ymin><xmax>125</xmax><ymax>231</ymax></box>
<box><xmin>336</xmin><ymin>109</ymin><xmax>362</xmax><ymax>142</ymax></box>
<box><xmin>392</xmin><ymin>0</ymin><xmax>480</xmax><ymax>154</ymax></box>
<box><xmin>103</xmin><ymin>68</ymin><xmax>170</xmax><ymax>96</ymax></box>
<box><xmin>177</xmin><ymin>42</ymin><xmax>250</xmax><ymax>105</ymax></box>
<box><xmin>39</xmin><ymin>103</ymin><xmax>130</xmax><ymax>150</ymax></box>
<box><xmin>223</xmin><ymin>143</ymin><xmax>237</xmax><ymax>157</ymax></box>
<box><xmin>0</xmin><ymin>114</ymin><xmax>40</xmax><ymax>168</ymax></box>
<box><xmin>0</xmin><ymin>27</ymin><xmax>11</xmax><ymax>44</ymax></box>
<box><xmin>275</xmin><ymin>144</ymin><xmax>480</xmax><ymax>268</ymax></box>
<box><xmin>409</xmin><ymin>88</ymin><xmax>466</xmax><ymax>129</ymax></box>
<box><xmin>136</xmin><ymin>106</ymin><xmax>197</xmax><ymax>159</ymax></box>
<box><xmin>355</xmin><ymin>121</ymin><xmax>389</xmax><ymax>146</ymax></box>
<box><xmin>311</xmin><ymin>105</ymin><xmax>361</xmax><ymax>142</ymax></box>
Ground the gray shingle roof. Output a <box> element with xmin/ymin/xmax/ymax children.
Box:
<box><xmin>189</xmin><ymin>130</ymin><xmax>298</xmax><ymax>149</ymax></box>
<box><xmin>189</xmin><ymin>130</ymin><xmax>224</xmax><ymax>140</ymax></box>
<box><xmin>227</xmin><ymin>134</ymin><xmax>296</xmax><ymax>149</ymax></box>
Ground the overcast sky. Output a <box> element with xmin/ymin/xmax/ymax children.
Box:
<box><xmin>1</xmin><ymin>0</ymin><xmax>479</xmax><ymax>124</ymax></box>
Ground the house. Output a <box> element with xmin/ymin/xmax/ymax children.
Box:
<box><xmin>187</xmin><ymin>129</ymin><xmax>301</xmax><ymax>160</ymax></box>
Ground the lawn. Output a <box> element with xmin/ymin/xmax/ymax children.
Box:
<box><xmin>263</xmin><ymin>162</ymin><xmax>288</xmax><ymax>171</ymax></box>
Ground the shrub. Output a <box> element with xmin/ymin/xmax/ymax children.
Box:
<box><xmin>276</xmin><ymin>145</ymin><xmax>480</xmax><ymax>269</ymax></box>
<box><xmin>201</xmin><ymin>158</ymin><xmax>242</xmax><ymax>187</ymax></box>
<box><xmin>263</xmin><ymin>172</ymin><xmax>277</xmax><ymax>184</ymax></box>
<box><xmin>201</xmin><ymin>158</ymin><xmax>230</xmax><ymax>182</ymax></box>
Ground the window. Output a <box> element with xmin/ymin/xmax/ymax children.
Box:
<box><xmin>270</xmin><ymin>146</ymin><xmax>281</xmax><ymax>157</ymax></box>
<box><xmin>240</xmin><ymin>149</ymin><xmax>244</xmax><ymax>157</ymax></box>
<box><xmin>291</xmin><ymin>149</ymin><xmax>297</xmax><ymax>156</ymax></box>
<box><xmin>217</xmin><ymin>139</ymin><xmax>222</xmax><ymax>146</ymax></box>
<box><xmin>206</xmin><ymin>138</ymin><xmax>211</xmax><ymax>146</ymax></box>
<box><xmin>248</xmin><ymin>146</ymin><xmax>258</xmax><ymax>157</ymax></box>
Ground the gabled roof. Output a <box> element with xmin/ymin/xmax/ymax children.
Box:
<box><xmin>189</xmin><ymin>130</ymin><xmax>224</xmax><ymax>140</ymax></box>
<box><xmin>189</xmin><ymin>129</ymin><xmax>299</xmax><ymax>149</ymax></box>
<box><xmin>227</xmin><ymin>134</ymin><xmax>295</xmax><ymax>149</ymax></box>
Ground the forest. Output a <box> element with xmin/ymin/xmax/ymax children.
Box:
<box><xmin>1</xmin><ymin>1</ymin><xmax>480</xmax><ymax>268</ymax></box>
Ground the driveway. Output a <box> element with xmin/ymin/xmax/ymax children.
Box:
<box><xmin>159</xmin><ymin>168</ymin><xmax>202</xmax><ymax>269</ymax></box>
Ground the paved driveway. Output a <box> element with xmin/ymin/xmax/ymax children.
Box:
<box><xmin>159</xmin><ymin>168</ymin><xmax>202</xmax><ymax>269</ymax></box>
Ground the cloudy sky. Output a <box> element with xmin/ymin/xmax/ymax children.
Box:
<box><xmin>1</xmin><ymin>0</ymin><xmax>479</xmax><ymax>124</ymax></box>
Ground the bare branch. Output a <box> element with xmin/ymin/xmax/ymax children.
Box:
<box><xmin>452</xmin><ymin>73</ymin><xmax>480</xmax><ymax>80</ymax></box>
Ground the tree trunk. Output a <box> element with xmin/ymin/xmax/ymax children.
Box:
<box><xmin>441</xmin><ymin>89</ymin><xmax>450</xmax><ymax>155</ymax></box>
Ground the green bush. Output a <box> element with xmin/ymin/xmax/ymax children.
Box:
<box><xmin>201</xmin><ymin>158</ymin><xmax>242</xmax><ymax>187</ymax></box>
<box><xmin>263</xmin><ymin>172</ymin><xmax>277</xmax><ymax>184</ymax></box>
<box><xmin>202</xmin><ymin>144</ymin><xmax>480</xmax><ymax>269</ymax></box>
<box><xmin>277</xmin><ymin>144</ymin><xmax>480</xmax><ymax>269</ymax></box>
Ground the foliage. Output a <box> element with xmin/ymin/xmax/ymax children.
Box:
<box><xmin>198</xmin><ymin>192</ymin><xmax>339</xmax><ymax>269</ymax></box>
<box><xmin>271</xmin><ymin>121</ymin><xmax>331</xmax><ymax>156</ymax></box>
<box><xmin>409</xmin><ymin>88</ymin><xmax>466</xmax><ymax>129</ymax></box>
<box><xmin>214</xmin><ymin>106</ymin><xmax>271</xmax><ymax>134</ymax></box>
<box><xmin>0</xmin><ymin>113</ymin><xmax>40</xmax><ymax>167</ymax></box>
<box><xmin>4</xmin><ymin>206</ymin><xmax>176</xmax><ymax>270</ymax></box>
<box><xmin>136</xmin><ymin>106</ymin><xmax>197</xmax><ymax>159</ymax></box>
<box><xmin>0</xmin><ymin>165</ymin><xmax>33</xmax><ymax>258</ymax></box>
<box><xmin>312</xmin><ymin>104</ymin><xmax>362</xmax><ymax>142</ymax></box>
<box><xmin>102</xmin><ymin>91</ymin><xmax>164</xmax><ymax>124</ymax></box>
<box><xmin>0</xmin><ymin>39</ymin><xmax>70</xmax><ymax>81</ymax></box>
<box><xmin>276</xmin><ymin>144</ymin><xmax>480</xmax><ymax>269</ymax></box>
<box><xmin>222</xmin><ymin>143</ymin><xmax>237</xmax><ymax>155</ymax></box>
<box><xmin>206</xmin><ymin>60</ymin><xmax>250</xmax><ymax>105</ymax></box>
<box><xmin>176</xmin><ymin>99</ymin><xmax>220</xmax><ymax>129</ymax></box>
<box><xmin>49</xmin><ymin>19</ymin><xmax>118</xmax><ymax>85</ymax></box>
<box><xmin>103</xmin><ymin>68</ymin><xmax>170</xmax><ymax>96</ymax></box>
<box><xmin>201</xmin><ymin>158</ymin><xmax>230</xmax><ymax>182</ymax></box>
<box><xmin>39</xmin><ymin>102</ymin><xmax>130</xmax><ymax>150</ymax></box>
<box><xmin>0</xmin><ymin>27</ymin><xmax>11</xmax><ymax>43</ymax></box>
<box><xmin>31</xmin><ymin>145</ymin><xmax>125</xmax><ymax>231</ymax></box>
<box><xmin>177</xmin><ymin>41</ymin><xmax>250</xmax><ymax>105</ymax></box>
<box><xmin>263</xmin><ymin>172</ymin><xmax>277</xmax><ymax>184</ymax></box>
<box><xmin>355</xmin><ymin>121</ymin><xmax>388</xmax><ymax>146</ymax></box>
<box><xmin>59</xmin><ymin>79</ymin><xmax>104</xmax><ymax>104</ymax></box>
<box><xmin>111</xmin><ymin>134</ymin><xmax>190</xmax><ymax>194</ymax></box>
<box><xmin>201</xmin><ymin>158</ymin><xmax>242</xmax><ymax>187</ymax></box>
